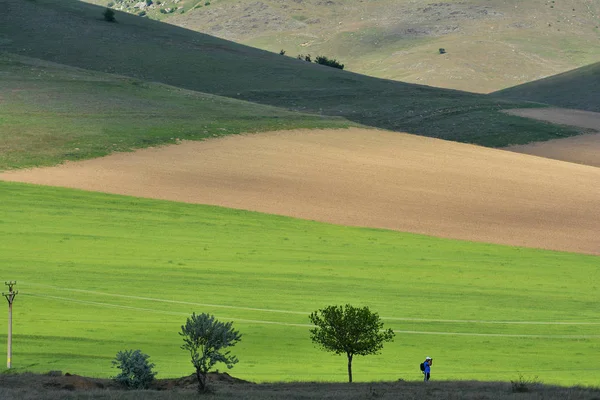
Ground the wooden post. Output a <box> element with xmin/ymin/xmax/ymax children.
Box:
<box><xmin>3</xmin><ymin>281</ymin><xmax>18</xmax><ymax>369</ymax></box>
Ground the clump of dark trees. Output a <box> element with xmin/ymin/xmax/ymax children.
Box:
<box><xmin>279</xmin><ymin>49</ymin><xmax>345</xmax><ymax>70</ymax></box>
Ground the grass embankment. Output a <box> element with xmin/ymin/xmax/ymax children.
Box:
<box><xmin>0</xmin><ymin>0</ymin><xmax>586</xmax><ymax>148</ymax></box>
<box><xmin>495</xmin><ymin>62</ymin><xmax>600</xmax><ymax>112</ymax></box>
<box><xmin>2</xmin><ymin>374</ymin><xmax>600</xmax><ymax>400</ymax></box>
<box><xmin>0</xmin><ymin>54</ymin><xmax>352</xmax><ymax>170</ymax></box>
<box><xmin>1</xmin><ymin>182</ymin><xmax>599</xmax><ymax>385</ymax></box>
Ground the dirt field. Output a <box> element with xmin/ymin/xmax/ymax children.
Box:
<box><xmin>504</xmin><ymin>108</ymin><xmax>600</xmax><ymax>167</ymax></box>
<box><xmin>2</xmin><ymin>128</ymin><xmax>599</xmax><ymax>255</ymax></box>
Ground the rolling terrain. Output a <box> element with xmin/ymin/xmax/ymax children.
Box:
<box><xmin>1</xmin><ymin>181</ymin><xmax>599</xmax><ymax>386</ymax></box>
<box><xmin>0</xmin><ymin>0</ymin><xmax>585</xmax><ymax>147</ymax></box>
<box><xmin>2</xmin><ymin>129</ymin><xmax>600</xmax><ymax>255</ymax></box>
<box><xmin>1</xmin><ymin>0</ymin><xmax>599</xmax><ymax>392</ymax></box>
<box><xmin>495</xmin><ymin>61</ymin><xmax>600</xmax><ymax>112</ymax></box>
<box><xmin>85</xmin><ymin>0</ymin><xmax>600</xmax><ymax>93</ymax></box>
<box><xmin>0</xmin><ymin>53</ymin><xmax>352</xmax><ymax>170</ymax></box>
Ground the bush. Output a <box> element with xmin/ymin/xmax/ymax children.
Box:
<box><xmin>314</xmin><ymin>55</ymin><xmax>344</xmax><ymax>70</ymax></box>
<box><xmin>296</xmin><ymin>54</ymin><xmax>312</xmax><ymax>62</ymax></box>
<box><xmin>511</xmin><ymin>374</ymin><xmax>540</xmax><ymax>393</ymax></box>
<box><xmin>439</xmin><ymin>48</ymin><xmax>447</xmax><ymax>54</ymax></box>
<box><xmin>103</xmin><ymin>8</ymin><xmax>116</xmax><ymax>22</ymax></box>
<box><xmin>112</xmin><ymin>349</ymin><xmax>157</xmax><ymax>389</ymax></box>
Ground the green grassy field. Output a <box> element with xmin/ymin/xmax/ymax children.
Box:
<box><xmin>1</xmin><ymin>181</ymin><xmax>598</xmax><ymax>385</ymax></box>
<box><xmin>495</xmin><ymin>62</ymin><xmax>600</xmax><ymax>112</ymax></box>
<box><xmin>0</xmin><ymin>54</ymin><xmax>353</xmax><ymax>170</ymax></box>
<box><xmin>0</xmin><ymin>0</ymin><xmax>587</xmax><ymax>149</ymax></box>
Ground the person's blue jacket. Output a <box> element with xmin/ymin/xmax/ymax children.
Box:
<box><xmin>424</xmin><ymin>361</ymin><xmax>431</xmax><ymax>373</ymax></box>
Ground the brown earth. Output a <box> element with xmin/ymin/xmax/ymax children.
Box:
<box><xmin>1</xmin><ymin>128</ymin><xmax>600</xmax><ymax>255</ymax></box>
<box><xmin>0</xmin><ymin>371</ymin><xmax>248</xmax><ymax>395</ymax></box>
<box><xmin>3</xmin><ymin>372</ymin><xmax>600</xmax><ymax>400</ymax></box>
<box><xmin>503</xmin><ymin>108</ymin><xmax>600</xmax><ymax>168</ymax></box>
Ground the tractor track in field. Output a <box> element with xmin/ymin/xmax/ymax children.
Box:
<box><xmin>23</xmin><ymin>293</ymin><xmax>600</xmax><ymax>339</ymax></box>
<box><xmin>24</xmin><ymin>284</ymin><xmax>600</xmax><ymax>328</ymax></box>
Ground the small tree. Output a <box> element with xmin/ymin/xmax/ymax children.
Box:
<box><xmin>180</xmin><ymin>312</ymin><xmax>242</xmax><ymax>392</ymax></box>
<box><xmin>103</xmin><ymin>7</ymin><xmax>116</xmax><ymax>22</ymax></box>
<box><xmin>111</xmin><ymin>349</ymin><xmax>157</xmax><ymax>389</ymax></box>
<box><xmin>309</xmin><ymin>304</ymin><xmax>395</xmax><ymax>383</ymax></box>
<box><xmin>314</xmin><ymin>55</ymin><xmax>344</xmax><ymax>70</ymax></box>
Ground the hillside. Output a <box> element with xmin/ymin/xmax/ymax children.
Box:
<box><xmin>85</xmin><ymin>0</ymin><xmax>600</xmax><ymax>93</ymax></box>
<box><xmin>0</xmin><ymin>53</ymin><xmax>351</xmax><ymax>170</ymax></box>
<box><xmin>1</xmin><ymin>181</ymin><xmax>599</xmax><ymax>384</ymax></box>
<box><xmin>0</xmin><ymin>0</ymin><xmax>588</xmax><ymax>148</ymax></box>
<box><xmin>494</xmin><ymin>62</ymin><xmax>600</xmax><ymax>112</ymax></box>
<box><xmin>3</xmin><ymin>128</ymin><xmax>600</xmax><ymax>255</ymax></box>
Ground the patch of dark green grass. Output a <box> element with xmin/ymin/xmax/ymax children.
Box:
<box><xmin>495</xmin><ymin>62</ymin><xmax>600</xmax><ymax>112</ymax></box>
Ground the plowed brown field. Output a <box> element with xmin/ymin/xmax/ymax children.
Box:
<box><xmin>2</xmin><ymin>128</ymin><xmax>599</xmax><ymax>254</ymax></box>
<box><xmin>504</xmin><ymin>108</ymin><xmax>600</xmax><ymax>168</ymax></box>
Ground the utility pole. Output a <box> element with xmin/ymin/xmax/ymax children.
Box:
<box><xmin>3</xmin><ymin>281</ymin><xmax>18</xmax><ymax>369</ymax></box>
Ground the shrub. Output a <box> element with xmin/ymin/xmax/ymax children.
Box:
<box><xmin>279</xmin><ymin>49</ymin><xmax>286</xmax><ymax>55</ymax></box>
<box><xmin>511</xmin><ymin>374</ymin><xmax>540</xmax><ymax>393</ymax></box>
<box><xmin>103</xmin><ymin>8</ymin><xmax>116</xmax><ymax>22</ymax></box>
<box><xmin>112</xmin><ymin>349</ymin><xmax>157</xmax><ymax>389</ymax></box>
<box><xmin>439</xmin><ymin>48</ymin><xmax>446</xmax><ymax>54</ymax></box>
<box><xmin>314</xmin><ymin>55</ymin><xmax>344</xmax><ymax>70</ymax></box>
<box><xmin>296</xmin><ymin>54</ymin><xmax>312</xmax><ymax>62</ymax></box>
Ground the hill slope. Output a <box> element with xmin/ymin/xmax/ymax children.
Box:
<box><xmin>0</xmin><ymin>0</ymin><xmax>585</xmax><ymax>147</ymax></box>
<box><xmin>494</xmin><ymin>62</ymin><xmax>600</xmax><ymax>112</ymax></box>
<box><xmin>3</xmin><ymin>129</ymin><xmax>600</xmax><ymax>255</ymax></box>
<box><xmin>0</xmin><ymin>53</ymin><xmax>351</xmax><ymax>170</ymax></box>
<box><xmin>86</xmin><ymin>0</ymin><xmax>600</xmax><ymax>93</ymax></box>
<box><xmin>1</xmin><ymin>181</ymin><xmax>599</xmax><ymax>384</ymax></box>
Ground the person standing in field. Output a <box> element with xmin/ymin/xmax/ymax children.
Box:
<box><xmin>423</xmin><ymin>357</ymin><xmax>432</xmax><ymax>382</ymax></box>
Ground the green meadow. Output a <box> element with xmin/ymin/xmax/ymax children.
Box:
<box><xmin>0</xmin><ymin>54</ymin><xmax>352</xmax><ymax>170</ymax></box>
<box><xmin>1</xmin><ymin>181</ymin><xmax>598</xmax><ymax>385</ymax></box>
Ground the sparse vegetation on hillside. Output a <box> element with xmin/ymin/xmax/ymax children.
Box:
<box><xmin>152</xmin><ymin>0</ymin><xmax>600</xmax><ymax>93</ymax></box>
<box><xmin>0</xmin><ymin>1</ymin><xmax>588</xmax><ymax>151</ymax></box>
<box><xmin>314</xmin><ymin>55</ymin><xmax>344</xmax><ymax>70</ymax></box>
